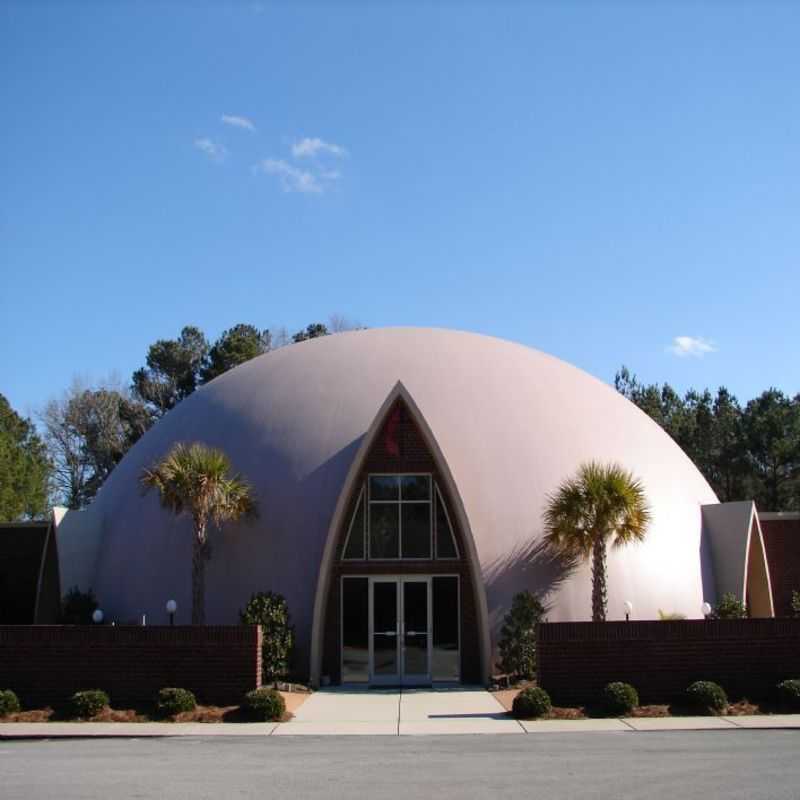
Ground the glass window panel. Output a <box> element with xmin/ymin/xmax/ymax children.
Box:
<box><xmin>401</xmin><ymin>503</ymin><xmax>431</xmax><ymax>559</ymax></box>
<box><xmin>435</xmin><ymin>489</ymin><xmax>458</xmax><ymax>559</ymax></box>
<box><xmin>403</xmin><ymin>581</ymin><xmax>429</xmax><ymax>675</ymax></box>
<box><xmin>373</xmin><ymin>582</ymin><xmax>398</xmax><ymax>675</ymax></box>
<box><xmin>341</xmin><ymin>578</ymin><xmax>369</xmax><ymax>682</ymax></box>
<box><xmin>369</xmin><ymin>504</ymin><xmax>399</xmax><ymax>558</ymax></box>
<box><xmin>401</xmin><ymin>475</ymin><xmax>430</xmax><ymax>501</ymax></box>
<box><xmin>370</xmin><ymin>475</ymin><xmax>399</xmax><ymax>501</ymax></box>
<box><xmin>432</xmin><ymin>576</ymin><xmax>460</xmax><ymax>681</ymax></box>
<box><xmin>342</xmin><ymin>491</ymin><xmax>365</xmax><ymax>559</ymax></box>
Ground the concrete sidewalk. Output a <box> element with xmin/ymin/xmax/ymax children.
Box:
<box><xmin>274</xmin><ymin>687</ymin><xmax>523</xmax><ymax>736</ymax></box>
<box><xmin>2</xmin><ymin>689</ymin><xmax>799</xmax><ymax>738</ymax></box>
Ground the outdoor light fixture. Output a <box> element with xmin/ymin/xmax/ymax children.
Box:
<box><xmin>701</xmin><ymin>601</ymin><xmax>712</xmax><ymax>618</ymax></box>
<box><xmin>624</xmin><ymin>600</ymin><xmax>633</xmax><ymax>621</ymax></box>
<box><xmin>166</xmin><ymin>599</ymin><xmax>177</xmax><ymax>626</ymax></box>
<box><xmin>92</xmin><ymin>609</ymin><xmax>104</xmax><ymax>624</ymax></box>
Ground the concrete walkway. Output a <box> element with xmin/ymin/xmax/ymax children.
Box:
<box><xmin>2</xmin><ymin>689</ymin><xmax>799</xmax><ymax>738</ymax></box>
<box><xmin>276</xmin><ymin>687</ymin><xmax>522</xmax><ymax>736</ymax></box>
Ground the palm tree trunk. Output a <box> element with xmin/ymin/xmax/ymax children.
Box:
<box><xmin>591</xmin><ymin>536</ymin><xmax>608</xmax><ymax>622</ymax></box>
<box><xmin>191</xmin><ymin>525</ymin><xmax>206</xmax><ymax>625</ymax></box>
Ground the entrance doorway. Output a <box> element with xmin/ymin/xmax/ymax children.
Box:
<box><xmin>372</xmin><ymin>577</ymin><xmax>429</xmax><ymax>685</ymax></box>
<box><xmin>341</xmin><ymin>575</ymin><xmax>460</xmax><ymax>686</ymax></box>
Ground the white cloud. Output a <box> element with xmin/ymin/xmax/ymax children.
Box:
<box><xmin>291</xmin><ymin>137</ymin><xmax>348</xmax><ymax>159</ymax></box>
<box><xmin>194</xmin><ymin>138</ymin><xmax>228</xmax><ymax>161</ymax></box>
<box><xmin>667</xmin><ymin>336</ymin><xmax>717</xmax><ymax>358</ymax></box>
<box><xmin>254</xmin><ymin>159</ymin><xmax>323</xmax><ymax>193</ymax></box>
<box><xmin>221</xmin><ymin>114</ymin><xmax>256</xmax><ymax>132</ymax></box>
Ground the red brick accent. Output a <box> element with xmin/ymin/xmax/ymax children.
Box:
<box><xmin>0</xmin><ymin>625</ymin><xmax>262</xmax><ymax>708</ymax></box>
<box><xmin>537</xmin><ymin>619</ymin><xmax>800</xmax><ymax>705</ymax></box>
<box><xmin>760</xmin><ymin>517</ymin><xmax>800</xmax><ymax>617</ymax></box>
<box><xmin>321</xmin><ymin>398</ymin><xmax>482</xmax><ymax>684</ymax></box>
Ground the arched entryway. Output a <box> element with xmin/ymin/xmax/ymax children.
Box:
<box><xmin>309</xmin><ymin>383</ymin><xmax>490</xmax><ymax>687</ymax></box>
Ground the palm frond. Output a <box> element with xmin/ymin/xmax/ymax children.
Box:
<box><xmin>542</xmin><ymin>461</ymin><xmax>651</xmax><ymax>556</ymax></box>
<box><xmin>141</xmin><ymin>442</ymin><xmax>259</xmax><ymax>533</ymax></box>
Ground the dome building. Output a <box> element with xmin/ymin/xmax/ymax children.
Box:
<box><xmin>55</xmin><ymin>328</ymin><xmax>773</xmax><ymax>686</ymax></box>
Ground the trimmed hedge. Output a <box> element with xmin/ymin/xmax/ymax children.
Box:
<box><xmin>241</xmin><ymin>688</ymin><xmax>285</xmax><ymax>721</ymax></box>
<box><xmin>601</xmin><ymin>682</ymin><xmax>639</xmax><ymax>716</ymax></box>
<box><xmin>0</xmin><ymin>689</ymin><xmax>21</xmax><ymax>716</ymax></box>
<box><xmin>155</xmin><ymin>688</ymin><xmax>197</xmax><ymax>717</ymax></box>
<box><xmin>512</xmin><ymin>687</ymin><xmax>552</xmax><ymax>719</ymax></box>
<box><xmin>776</xmin><ymin>679</ymin><xmax>800</xmax><ymax>710</ymax></box>
<box><xmin>69</xmin><ymin>689</ymin><xmax>109</xmax><ymax>719</ymax></box>
<box><xmin>685</xmin><ymin>681</ymin><xmax>727</xmax><ymax>714</ymax></box>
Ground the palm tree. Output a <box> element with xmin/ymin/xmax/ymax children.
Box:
<box><xmin>543</xmin><ymin>461</ymin><xmax>651</xmax><ymax>622</ymax></box>
<box><xmin>141</xmin><ymin>442</ymin><xmax>257</xmax><ymax>624</ymax></box>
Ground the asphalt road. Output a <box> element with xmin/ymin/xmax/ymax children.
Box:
<box><xmin>1</xmin><ymin>731</ymin><xmax>798</xmax><ymax>800</ymax></box>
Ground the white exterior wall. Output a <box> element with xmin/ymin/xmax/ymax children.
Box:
<box><xmin>57</xmin><ymin>328</ymin><xmax>720</xmax><ymax>676</ymax></box>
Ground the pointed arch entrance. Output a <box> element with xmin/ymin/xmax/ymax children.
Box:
<box><xmin>309</xmin><ymin>383</ymin><xmax>490</xmax><ymax>687</ymax></box>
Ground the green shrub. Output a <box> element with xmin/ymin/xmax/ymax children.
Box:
<box><xmin>791</xmin><ymin>590</ymin><xmax>800</xmax><ymax>618</ymax></box>
<box><xmin>498</xmin><ymin>592</ymin><xmax>546</xmax><ymax>680</ymax></box>
<box><xmin>155</xmin><ymin>687</ymin><xmax>197</xmax><ymax>717</ymax></box>
<box><xmin>776</xmin><ymin>679</ymin><xmax>800</xmax><ymax>710</ymax></box>
<box><xmin>710</xmin><ymin>593</ymin><xmax>747</xmax><ymax>620</ymax></box>
<box><xmin>60</xmin><ymin>587</ymin><xmax>99</xmax><ymax>625</ymax></box>
<box><xmin>241</xmin><ymin>688</ymin><xmax>285</xmax><ymax>721</ymax></box>
<box><xmin>511</xmin><ymin>687</ymin><xmax>552</xmax><ymax>719</ymax></box>
<box><xmin>601</xmin><ymin>682</ymin><xmax>639</xmax><ymax>715</ymax></box>
<box><xmin>657</xmin><ymin>609</ymin><xmax>686</xmax><ymax>620</ymax></box>
<box><xmin>0</xmin><ymin>690</ymin><xmax>21</xmax><ymax>716</ymax></box>
<box><xmin>69</xmin><ymin>689</ymin><xmax>109</xmax><ymax>718</ymax></box>
<box><xmin>685</xmin><ymin>681</ymin><xmax>727</xmax><ymax>713</ymax></box>
<box><xmin>240</xmin><ymin>592</ymin><xmax>295</xmax><ymax>682</ymax></box>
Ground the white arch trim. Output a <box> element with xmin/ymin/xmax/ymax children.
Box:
<box><xmin>702</xmin><ymin>500</ymin><xmax>774</xmax><ymax>617</ymax></box>
<box><xmin>308</xmin><ymin>380</ymin><xmax>492</xmax><ymax>686</ymax></box>
<box><xmin>743</xmin><ymin>504</ymin><xmax>774</xmax><ymax>618</ymax></box>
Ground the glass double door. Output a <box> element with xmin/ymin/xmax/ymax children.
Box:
<box><xmin>371</xmin><ymin>577</ymin><xmax>431</xmax><ymax>685</ymax></box>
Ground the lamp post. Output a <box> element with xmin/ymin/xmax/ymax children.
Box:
<box><xmin>166</xmin><ymin>599</ymin><xmax>177</xmax><ymax>626</ymax></box>
<box><xmin>624</xmin><ymin>601</ymin><xmax>633</xmax><ymax>622</ymax></box>
<box><xmin>92</xmin><ymin>609</ymin><xmax>104</xmax><ymax>624</ymax></box>
<box><xmin>701</xmin><ymin>601</ymin><xmax>712</xmax><ymax>619</ymax></box>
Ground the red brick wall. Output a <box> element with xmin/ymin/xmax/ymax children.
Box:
<box><xmin>537</xmin><ymin>619</ymin><xmax>800</xmax><ymax>705</ymax></box>
<box><xmin>760</xmin><ymin>517</ymin><xmax>800</xmax><ymax>617</ymax></box>
<box><xmin>0</xmin><ymin>625</ymin><xmax>262</xmax><ymax>708</ymax></box>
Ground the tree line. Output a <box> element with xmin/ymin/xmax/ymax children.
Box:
<box><xmin>615</xmin><ymin>367</ymin><xmax>800</xmax><ymax>511</ymax></box>
<box><xmin>0</xmin><ymin>319</ymin><xmax>347</xmax><ymax>517</ymax></box>
<box><xmin>1</xmin><ymin>351</ymin><xmax>797</xmax><ymax>519</ymax></box>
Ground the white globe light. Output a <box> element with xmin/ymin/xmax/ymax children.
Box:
<box><xmin>701</xmin><ymin>601</ymin><xmax>712</xmax><ymax>616</ymax></box>
<box><xmin>92</xmin><ymin>609</ymin><xmax>104</xmax><ymax>624</ymax></box>
<box><xmin>624</xmin><ymin>601</ymin><xmax>633</xmax><ymax>615</ymax></box>
<box><xmin>166</xmin><ymin>599</ymin><xmax>177</xmax><ymax>614</ymax></box>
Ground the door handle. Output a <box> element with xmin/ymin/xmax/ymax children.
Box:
<box><xmin>406</xmin><ymin>631</ymin><xmax>426</xmax><ymax>637</ymax></box>
<box><xmin>379</xmin><ymin>631</ymin><xmax>397</xmax><ymax>636</ymax></box>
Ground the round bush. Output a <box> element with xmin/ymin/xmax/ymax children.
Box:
<box><xmin>601</xmin><ymin>682</ymin><xmax>639</xmax><ymax>716</ymax></box>
<box><xmin>0</xmin><ymin>690</ymin><xmax>21</xmax><ymax>716</ymax></box>
<box><xmin>241</xmin><ymin>688</ymin><xmax>285</xmax><ymax>721</ymax></box>
<box><xmin>685</xmin><ymin>681</ymin><xmax>727</xmax><ymax>713</ymax></box>
<box><xmin>155</xmin><ymin>687</ymin><xmax>197</xmax><ymax>717</ymax></box>
<box><xmin>512</xmin><ymin>687</ymin><xmax>552</xmax><ymax>719</ymax></box>
<box><xmin>776</xmin><ymin>679</ymin><xmax>800</xmax><ymax>710</ymax></box>
<box><xmin>69</xmin><ymin>689</ymin><xmax>109</xmax><ymax>719</ymax></box>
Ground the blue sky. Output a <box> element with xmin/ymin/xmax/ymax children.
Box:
<box><xmin>2</xmin><ymin>1</ymin><xmax>799</xmax><ymax>417</ymax></box>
